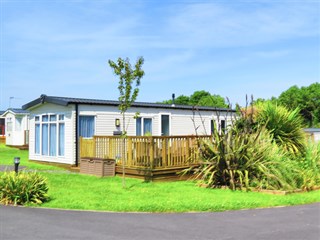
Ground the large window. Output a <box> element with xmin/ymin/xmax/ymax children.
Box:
<box><xmin>136</xmin><ymin>117</ymin><xmax>152</xmax><ymax>136</ymax></box>
<box><xmin>79</xmin><ymin>116</ymin><xmax>95</xmax><ymax>138</ymax></box>
<box><xmin>35</xmin><ymin>114</ymin><xmax>65</xmax><ymax>157</ymax></box>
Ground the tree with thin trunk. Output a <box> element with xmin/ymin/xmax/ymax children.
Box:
<box><xmin>108</xmin><ymin>56</ymin><xmax>145</xmax><ymax>187</ymax></box>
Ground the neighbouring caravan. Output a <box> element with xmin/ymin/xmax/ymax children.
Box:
<box><xmin>2</xmin><ymin>108</ymin><xmax>29</xmax><ymax>147</ymax></box>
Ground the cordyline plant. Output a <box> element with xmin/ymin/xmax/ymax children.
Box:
<box><xmin>184</xmin><ymin>97</ymin><xmax>306</xmax><ymax>191</ymax></box>
<box><xmin>108</xmin><ymin>57</ymin><xmax>145</xmax><ymax>188</ymax></box>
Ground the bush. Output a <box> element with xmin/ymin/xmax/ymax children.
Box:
<box><xmin>0</xmin><ymin>171</ymin><xmax>49</xmax><ymax>205</ymax></box>
<box><xmin>188</xmin><ymin>126</ymin><xmax>300</xmax><ymax>191</ymax></box>
<box><xmin>185</xmin><ymin>101</ymin><xmax>319</xmax><ymax>191</ymax></box>
<box><xmin>254</xmin><ymin>102</ymin><xmax>306</xmax><ymax>155</ymax></box>
<box><xmin>296</xmin><ymin>141</ymin><xmax>320</xmax><ymax>190</ymax></box>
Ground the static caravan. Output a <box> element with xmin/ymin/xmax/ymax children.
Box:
<box><xmin>0</xmin><ymin>111</ymin><xmax>5</xmax><ymax>137</ymax></box>
<box><xmin>22</xmin><ymin>94</ymin><xmax>236</xmax><ymax>166</ymax></box>
<box><xmin>2</xmin><ymin>108</ymin><xmax>29</xmax><ymax>147</ymax></box>
<box><xmin>304</xmin><ymin>128</ymin><xmax>320</xmax><ymax>143</ymax></box>
<box><xmin>0</xmin><ymin>111</ymin><xmax>5</xmax><ymax>143</ymax></box>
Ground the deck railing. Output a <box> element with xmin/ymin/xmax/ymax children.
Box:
<box><xmin>80</xmin><ymin>135</ymin><xmax>211</xmax><ymax>169</ymax></box>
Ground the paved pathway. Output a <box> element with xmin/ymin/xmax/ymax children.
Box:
<box><xmin>0</xmin><ymin>165</ymin><xmax>26</xmax><ymax>172</ymax></box>
<box><xmin>1</xmin><ymin>203</ymin><xmax>319</xmax><ymax>240</ymax></box>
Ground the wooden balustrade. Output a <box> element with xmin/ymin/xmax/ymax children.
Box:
<box><xmin>80</xmin><ymin>135</ymin><xmax>211</xmax><ymax>169</ymax></box>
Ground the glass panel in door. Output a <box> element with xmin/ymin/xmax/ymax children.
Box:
<box><xmin>161</xmin><ymin>115</ymin><xmax>170</xmax><ymax>136</ymax></box>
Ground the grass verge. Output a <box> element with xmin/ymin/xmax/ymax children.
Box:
<box><xmin>41</xmin><ymin>173</ymin><xmax>320</xmax><ymax>212</ymax></box>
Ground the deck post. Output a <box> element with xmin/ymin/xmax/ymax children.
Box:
<box><xmin>108</xmin><ymin>138</ymin><xmax>113</xmax><ymax>159</ymax></box>
<box><xmin>93</xmin><ymin>136</ymin><xmax>96</xmax><ymax>158</ymax></box>
<box><xmin>186</xmin><ymin>137</ymin><xmax>190</xmax><ymax>163</ymax></box>
<box><xmin>162</xmin><ymin>138</ymin><xmax>167</xmax><ymax>167</ymax></box>
<box><xmin>127</xmin><ymin>137</ymin><xmax>133</xmax><ymax>167</ymax></box>
<box><xmin>149</xmin><ymin>137</ymin><xmax>154</xmax><ymax>168</ymax></box>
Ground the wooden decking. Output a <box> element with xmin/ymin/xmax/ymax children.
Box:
<box><xmin>80</xmin><ymin>135</ymin><xmax>210</xmax><ymax>180</ymax></box>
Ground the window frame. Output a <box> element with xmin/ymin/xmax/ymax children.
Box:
<box><xmin>79</xmin><ymin>115</ymin><xmax>96</xmax><ymax>138</ymax></box>
<box><xmin>34</xmin><ymin>113</ymin><xmax>65</xmax><ymax>157</ymax></box>
<box><xmin>136</xmin><ymin>117</ymin><xmax>153</xmax><ymax>136</ymax></box>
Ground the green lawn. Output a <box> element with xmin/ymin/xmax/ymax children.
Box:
<box><xmin>1</xmin><ymin>144</ymin><xmax>320</xmax><ymax>212</ymax></box>
<box><xmin>0</xmin><ymin>144</ymin><xmax>67</xmax><ymax>171</ymax></box>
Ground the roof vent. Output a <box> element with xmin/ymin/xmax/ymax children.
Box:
<box><xmin>171</xmin><ymin>93</ymin><xmax>175</xmax><ymax>107</ymax></box>
<box><xmin>40</xmin><ymin>94</ymin><xmax>47</xmax><ymax>104</ymax></box>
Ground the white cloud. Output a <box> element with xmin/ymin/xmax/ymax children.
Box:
<box><xmin>162</xmin><ymin>2</ymin><xmax>319</xmax><ymax>48</ymax></box>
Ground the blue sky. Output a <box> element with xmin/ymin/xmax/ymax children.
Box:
<box><xmin>0</xmin><ymin>0</ymin><xmax>319</xmax><ymax>109</ymax></box>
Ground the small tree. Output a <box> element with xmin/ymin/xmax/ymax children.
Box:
<box><xmin>108</xmin><ymin>56</ymin><xmax>145</xmax><ymax>187</ymax></box>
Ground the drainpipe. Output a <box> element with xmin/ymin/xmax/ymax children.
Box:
<box><xmin>75</xmin><ymin>103</ymin><xmax>79</xmax><ymax>167</ymax></box>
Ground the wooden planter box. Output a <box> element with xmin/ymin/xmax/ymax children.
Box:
<box><xmin>80</xmin><ymin>157</ymin><xmax>115</xmax><ymax>177</ymax></box>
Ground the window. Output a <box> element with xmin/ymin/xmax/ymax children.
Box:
<box><xmin>210</xmin><ymin>119</ymin><xmax>215</xmax><ymax>135</ymax></box>
<box><xmin>144</xmin><ymin>118</ymin><xmax>152</xmax><ymax>135</ymax></box>
<box><xmin>50</xmin><ymin>115</ymin><xmax>57</xmax><ymax>121</ymax></box>
<box><xmin>49</xmin><ymin>124</ymin><xmax>56</xmax><ymax>156</ymax></box>
<box><xmin>35</xmin><ymin>123</ymin><xmax>40</xmax><ymax>154</ymax></box>
<box><xmin>79</xmin><ymin>116</ymin><xmax>95</xmax><ymax>138</ymax></box>
<box><xmin>220</xmin><ymin>120</ymin><xmax>226</xmax><ymax>133</ymax></box>
<box><xmin>15</xmin><ymin>117</ymin><xmax>22</xmax><ymax>131</ymax></box>
<box><xmin>42</xmin><ymin>115</ymin><xmax>48</xmax><ymax>122</ymax></box>
<box><xmin>136</xmin><ymin>117</ymin><xmax>142</xmax><ymax>136</ymax></box>
<box><xmin>34</xmin><ymin>114</ymin><xmax>65</xmax><ymax>157</ymax></box>
<box><xmin>42</xmin><ymin>123</ymin><xmax>49</xmax><ymax>155</ymax></box>
<box><xmin>58</xmin><ymin>114</ymin><xmax>65</xmax><ymax>156</ymax></box>
<box><xmin>58</xmin><ymin>122</ymin><xmax>65</xmax><ymax>156</ymax></box>
<box><xmin>161</xmin><ymin>115</ymin><xmax>170</xmax><ymax>136</ymax></box>
<box><xmin>6</xmin><ymin>118</ymin><xmax>12</xmax><ymax>132</ymax></box>
<box><xmin>136</xmin><ymin>117</ymin><xmax>152</xmax><ymax>136</ymax></box>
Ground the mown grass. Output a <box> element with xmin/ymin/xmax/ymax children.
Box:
<box><xmin>42</xmin><ymin>173</ymin><xmax>320</xmax><ymax>212</ymax></box>
<box><xmin>1</xmin><ymin>144</ymin><xmax>320</xmax><ymax>212</ymax></box>
<box><xmin>0</xmin><ymin>144</ymin><xmax>66</xmax><ymax>171</ymax></box>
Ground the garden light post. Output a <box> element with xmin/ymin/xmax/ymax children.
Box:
<box><xmin>14</xmin><ymin>157</ymin><xmax>20</xmax><ymax>174</ymax></box>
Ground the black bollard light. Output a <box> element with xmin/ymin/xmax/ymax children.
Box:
<box><xmin>14</xmin><ymin>157</ymin><xmax>20</xmax><ymax>174</ymax></box>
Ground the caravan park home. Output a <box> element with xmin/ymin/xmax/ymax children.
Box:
<box><xmin>22</xmin><ymin>94</ymin><xmax>236</xmax><ymax>166</ymax></box>
<box><xmin>0</xmin><ymin>111</ymin><xmax>5</xmax><ymax>137</ymax></box>
<box><xmin>0</xmin><ymin>111</ymin><xmax>5</xmax><ymax>143</ymax></box>
<box><xmin>1</xmin><ymin>108</ymin><xmax>29</xmax><ymax>147</ymax></box>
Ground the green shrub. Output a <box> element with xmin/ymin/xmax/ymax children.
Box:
<box><xmin>0</xmin><ymin>171</ymin><xmax>49</xmax><ymax>205</ymax></box>
<box><xmin>254</xmin><ymin>102</ymin><xmax>306</xmax><ymax>155</ymax></box>
<box><xmin>185</xmin><ymin>101</ymin><xmax>318</xmax><ymax>192</ymax></box>
<box><xmin>188</xmin><ymin>126</ymin><xmax>300</xmax><ymax>191</ymax></box>
<box><xmin>296</xmin><ymin>141</ymin><xmax>320</xmax><ymax>190</ymax></box>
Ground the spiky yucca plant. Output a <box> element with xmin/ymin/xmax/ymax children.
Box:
<box><xmin>254</xmin><ymin>102</ymin><xmax>306</xmax><ymax>155</ymax></box>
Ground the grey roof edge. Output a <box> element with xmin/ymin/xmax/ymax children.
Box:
<box><xmin>22</xmin><ymin>94</ymin><xmax>69</xmax><ymax>110</ymax></box>
<box><xmin>304</xmin><ymin>128</ymin><xmax>320</xmax><ymax>132</ymax></box>
<box><xmin>22</xmin><ymin>94</ymin><xmax>236</xmax><ymax>112</ymax></box>
<box><xmin>2</xmin><ymin>108</ymin><xmax>29</xmax><ymax>115</ymax></box>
